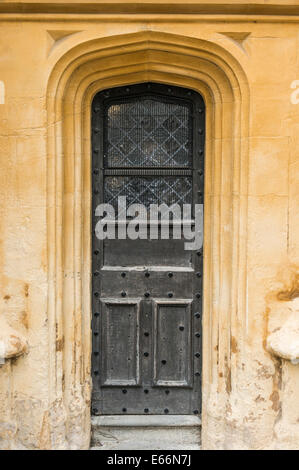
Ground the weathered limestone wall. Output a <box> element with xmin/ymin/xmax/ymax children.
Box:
<box><xmin>0</xmin><ymin>0</ymin><xmax>298</xmax><ymax>450</ymax></box>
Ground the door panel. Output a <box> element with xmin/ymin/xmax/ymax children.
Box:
<box><xmin>153</xmin><ymin>301</ymin><xmax>192</xmax><ymax>387</ymax></box>
<box><xmin>100</xmin><ymin>300</ymin><xmax>141</xmax><ymax>387</ymax></box>
<box><xmin>104</xmin><ymin>237</ymin><xmax>192</xmax><ymax>267</ymax></box>
<box><xmin>91</xmin><ymin>83</ymin><xmax>204</xmax><ymax>416</ymax></box>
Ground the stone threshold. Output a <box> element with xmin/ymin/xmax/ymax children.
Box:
<box><xmin>92</xmin><ymin>415</ymin><xmax>201</xmax><ymax>427</ymax></box>
<box><xmin>91</xmin><ymin>415</ymin><xmax>201</xmax><ymax>450</ymax></box>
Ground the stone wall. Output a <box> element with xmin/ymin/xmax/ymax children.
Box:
<box><xmin>0</xmin><ymin>0</ymin><xmax>298</xmax><ymax>450</ymax></box>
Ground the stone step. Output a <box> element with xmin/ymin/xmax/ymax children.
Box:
<box><xmin>91</xmin><ymin>415</ymin><xmax>201</xmax><ymax>450</ymax></box>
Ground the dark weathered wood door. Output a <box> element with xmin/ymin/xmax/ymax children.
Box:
<box><xmin>92</xmin><ymin>83</ymin><xmax>204</xmax><ymax>415</ymax></box>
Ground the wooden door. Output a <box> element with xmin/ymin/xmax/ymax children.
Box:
<box><xmin>91</xmin><ymin>83</ymin><xmax>204</xmax><ymax>415</ymax></box>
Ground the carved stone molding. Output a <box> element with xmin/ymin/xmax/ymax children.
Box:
<box><xmin>2</xmin><ymin>1</ymin><xmax>299</xmax><ymax>18</ymax></box>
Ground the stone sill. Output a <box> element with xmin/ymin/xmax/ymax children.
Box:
<box><xmin>92</xmin><ymin>415</ymin><xmax>201</xmax><ymax>427</ymax></box>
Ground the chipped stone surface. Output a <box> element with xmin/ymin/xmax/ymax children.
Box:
<box><xmin>267</xmin><ymin>300</ymin><xmax>299</xmax><ymax>363</ymax></box>
<box><xmin>0</xmin><ymin>316</ymin><xmax>28</xmax><ymax>360</ymax></box>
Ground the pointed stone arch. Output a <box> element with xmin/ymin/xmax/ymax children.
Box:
<box><xmin>46</xmin><ymin>31</ymin><xmax>250</xmax><ymax>449</ymax></box>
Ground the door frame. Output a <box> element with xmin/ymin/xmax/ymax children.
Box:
<box><xmin>46</xmin><ymin>31</ymin><xmax>249</xmax><ymax>449</ymax></box>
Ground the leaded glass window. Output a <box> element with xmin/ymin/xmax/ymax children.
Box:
<box><xmin>106</xmin><ymin>99</ymin><xmax>191</xmax><ymax>168</ymax></box>
<box><xmin>105</xmin><ymin>176</ymin><xmax>192</xmax><ymax>212</ymax></box>
<box><xmin>93</xmin><ymin>84</ymin><xmax>196</xmax><ymax>214</ymax></box>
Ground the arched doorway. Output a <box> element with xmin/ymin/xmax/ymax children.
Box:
<box><xmin>46</xmin><ymin>31</ymin><xmax>249</xmax><ymax>448</ymax></box>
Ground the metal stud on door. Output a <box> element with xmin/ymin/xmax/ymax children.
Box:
<box><xmin>92</xmin><ymin>83</ymin><xmax>204</xmax><ymax>415</ymax></box>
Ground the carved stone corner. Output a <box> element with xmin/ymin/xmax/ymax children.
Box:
<box><xmin>0</xmin><ymin>317</ymin><xmax>28</xmax><ymax>362</ymax></box>
<box><xmin>267</xmin><ymin>305</ymin><xmax>299</xmax><ymax>364</ymax></box>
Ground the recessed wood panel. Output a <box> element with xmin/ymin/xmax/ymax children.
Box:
<box><xmin>153</xmin><ymin>300</ymin><xmax>192</xmax><ymax>387</ymax></box>
<box><xmin>101</xmin><ymin>300</ymin><xmax>140</xmax><ymax>386</ymax></box>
